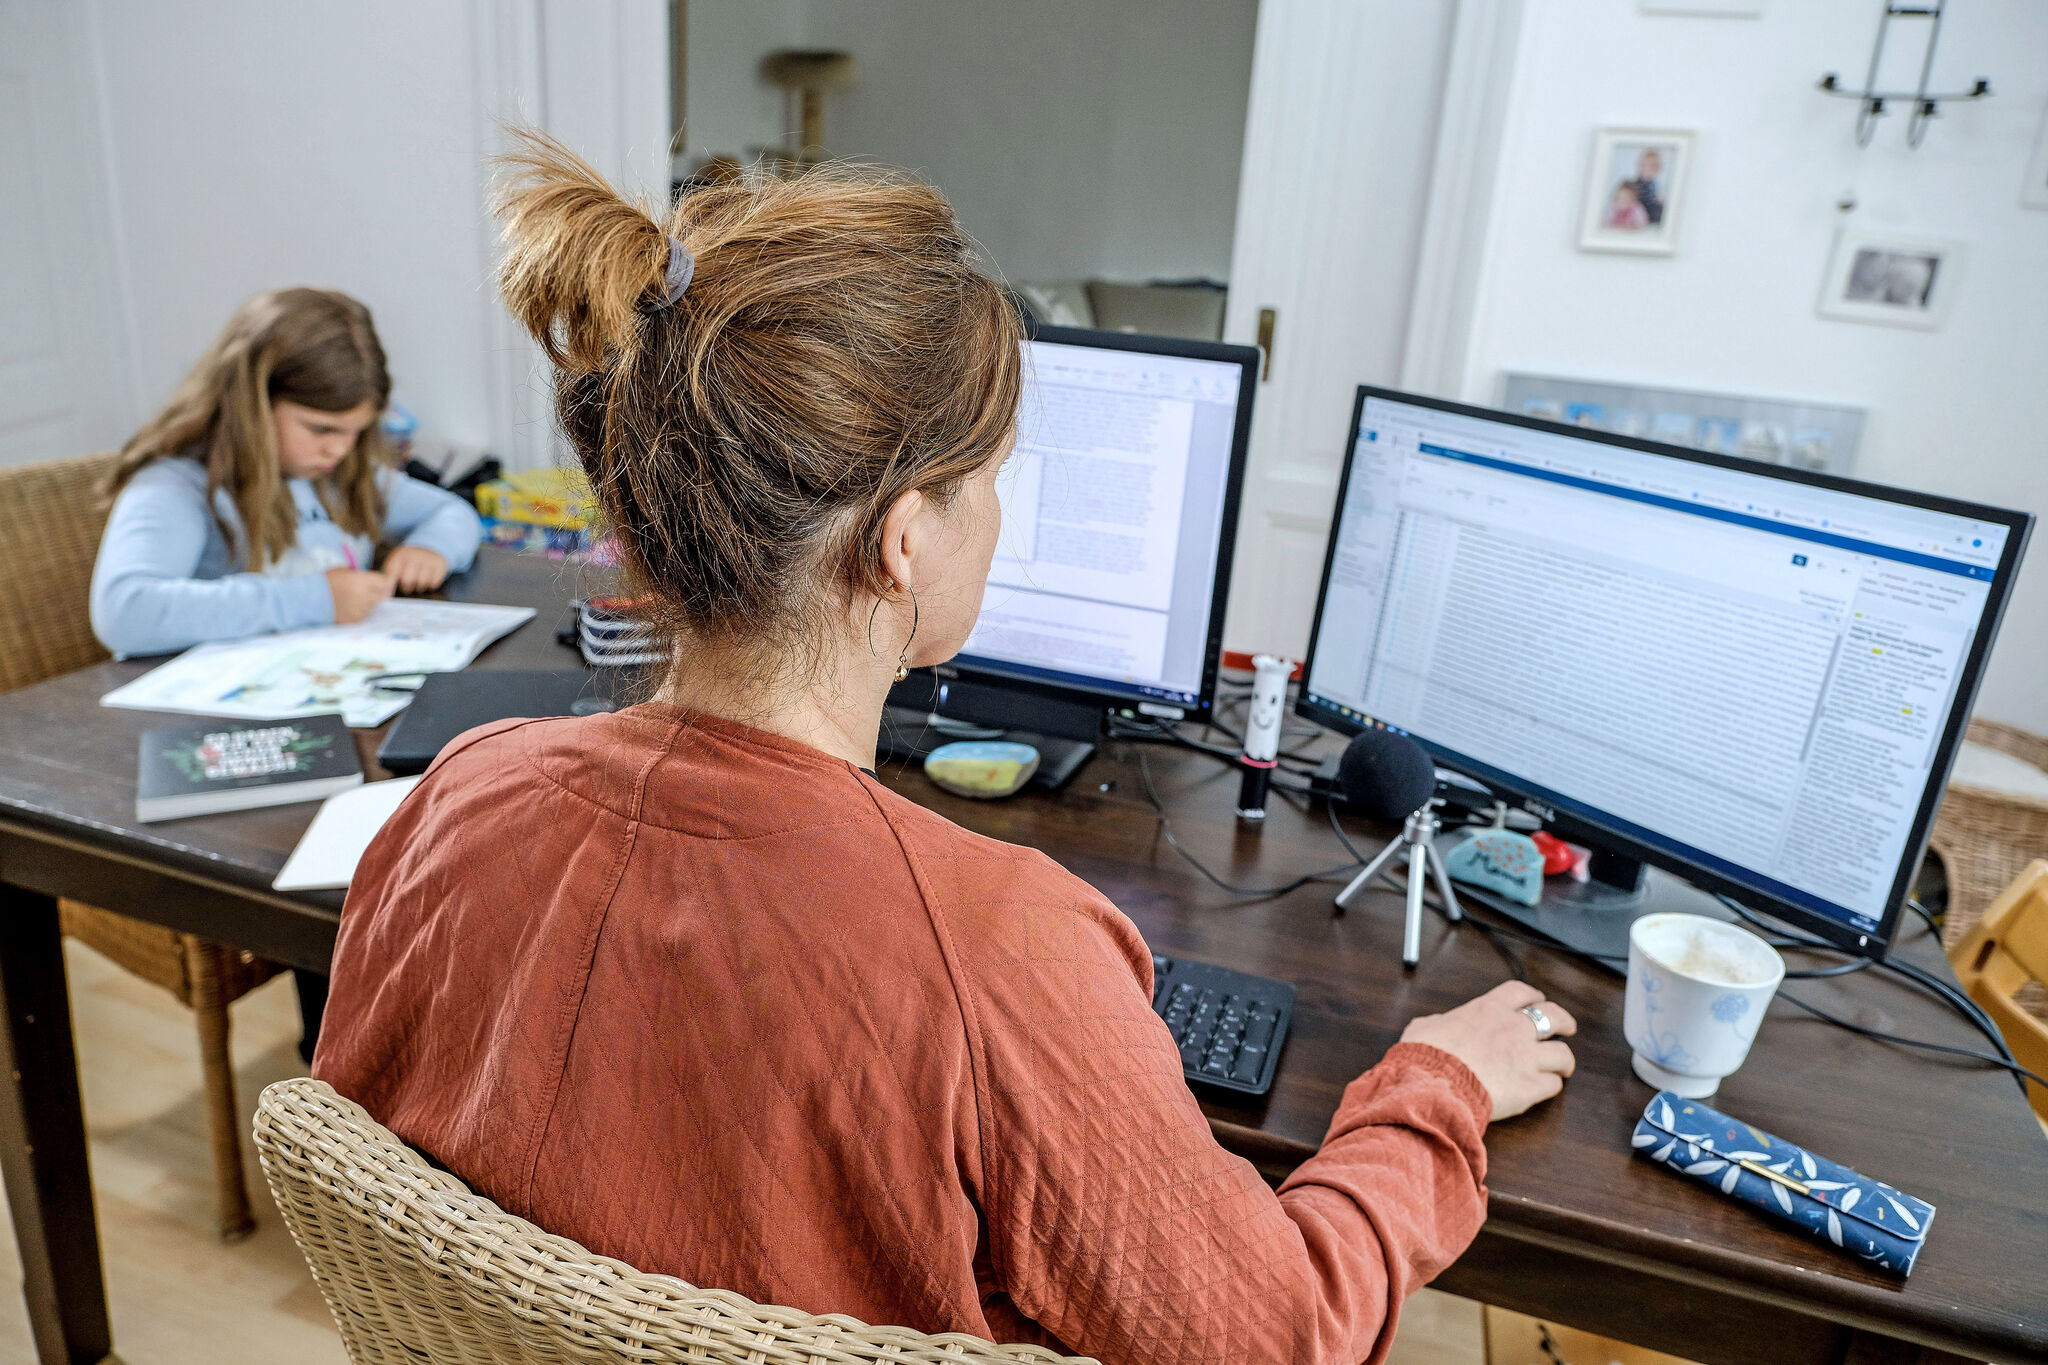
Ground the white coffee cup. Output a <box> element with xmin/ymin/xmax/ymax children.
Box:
<box><xmin>1623</xmin><ymin>912</ymin><xmax>1784</xmax><ymax>1098</ymax></box>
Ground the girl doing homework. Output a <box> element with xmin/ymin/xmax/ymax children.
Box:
<box><xmin>90</xmin><ymin>288</ymin><xmax>482</xmax><ymax>659</ymax></box>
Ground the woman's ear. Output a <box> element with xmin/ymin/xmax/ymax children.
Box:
<box><xmin>877</xmin><ymin>487</ymin><xmax>928</xmax><ymax>592</ymax></box>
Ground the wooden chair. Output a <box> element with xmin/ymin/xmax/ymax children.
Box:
<box><xmin>0</xmin><ymin>452</ymin><xmax>283</xmax><ymax>1239</ymax></box>
<box><xmin>253</xmin><ymin>1077</ymin><xmax>1094</xmax><ymax>1365</ymax></box>
<box><xmin>1948</xmin><ymin>860</ymin><xmax>2048</xmax><ymax>1125</ymax></box>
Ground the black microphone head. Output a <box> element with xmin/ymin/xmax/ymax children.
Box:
<box><xmin>1338</xmin><ymin>729</ymin><xmax>1437</xmax><ymax>820</ymax></box>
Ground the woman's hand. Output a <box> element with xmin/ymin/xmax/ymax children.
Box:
<box><xmin>1400</xmin><ymin>980</ymin><xmax>1577</xmax><ymax>1121</ymax></box>
<box><xmin>325</xmin><ymin>568</ymin><xmax>394</xmax><ymax>624</ymax></box>
<box><xmin>382</xmin><ymin>546</ymin><xmax>450</xmax><ymax>594</ymax></box>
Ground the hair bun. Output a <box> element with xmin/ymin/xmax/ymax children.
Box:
<box><xmin>493</xmin><ymin>128</ymin><xmax>670</xmax><ymax>374</ymax></box>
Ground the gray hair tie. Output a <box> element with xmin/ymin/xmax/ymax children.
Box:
<box><xmin>661</xmin><ymin>237</ymin><xmax>695</xmax><ymax>306</ymax></box>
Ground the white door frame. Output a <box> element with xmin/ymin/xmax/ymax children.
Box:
<box><xmin>1219</xmin><ymin>0</ymin><xmax>1526</xmax><ymax>660</ymax></box>
<box><xmin>471</xmin><ymin>0</ymin><xmax>673</xmax><ymax>472</ymax></box>
<box><xmin>0</xmin><ymin>2</ymin><xmax>139</xmax><ymax>466</ymax></box>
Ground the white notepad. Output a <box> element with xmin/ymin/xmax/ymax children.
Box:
<box><xmin>273</xmin><ymin>776</ymin><xmax>425</xmax><ymax>891</ymax></box>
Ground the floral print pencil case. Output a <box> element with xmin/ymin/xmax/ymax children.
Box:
<box><xmin>1632</xmin><ymin>1091</ymin><xmax>1935</xmax><ymax>1276</ymax></box>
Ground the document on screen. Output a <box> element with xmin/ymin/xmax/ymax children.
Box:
<box><xmin>991</xmin><ymin>382</ymin><xmax>1191</xmax><ymax>614</ymax></box>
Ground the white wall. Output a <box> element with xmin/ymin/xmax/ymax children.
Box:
<box><xmin>679</xmin><ymin>0</ymin><xmax>803</xmax><ymax>170</ymax></box>
<box><xmin>1455</xmin><ymin>0</ymin><xmax>2048</xmax><ymax>731</ymax></box>
<box><xmin>61</xmin><ymin>0</ymin><xmax>668</xmax><ymax>472</ymax></box>
<box><xmin>684</xmin><ymin>0</ymin><xmax>1258</xmax><ymax>285</ymax></box>
<box><xmin>88</xmin><ymin>2</ymin><xmax>498</xmax><ymax>458</ymax></box>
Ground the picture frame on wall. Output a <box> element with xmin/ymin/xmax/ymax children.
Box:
<box><xmin>1577</xmin><ymin>128</ymin><xmax>1695</xmax><ymax>256</ymax></box>
<box><xmin>1816</xmin><ymin>229</ymin><xmax>1966</xmax><ymax>331</ymax></box>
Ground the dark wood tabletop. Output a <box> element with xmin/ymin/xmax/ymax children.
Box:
<box><xmin>2</xmin><ymin>548</ymin><xmax>2043</xmax><ymax>1365</ymax></box>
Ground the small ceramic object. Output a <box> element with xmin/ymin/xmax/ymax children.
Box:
<box><xmin>924</xmin><ymin>740</ymin><xmax>1039</xmax><ymax>799</ymax></box>
<box><xmin>1445</xmin><ymin>828</ymin><xmax>1544</xmax><ymax>906</ymax></box>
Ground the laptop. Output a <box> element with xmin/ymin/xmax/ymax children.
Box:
<box><xmin>375</xmin><ymin>670</ymin><xmax>626</xmax><ymax>776</ymax></box>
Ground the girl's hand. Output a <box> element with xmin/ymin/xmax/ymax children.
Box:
<box><xmin>325</xmin><ymin>568</ymin><xmax>394</xmax><ymax>624</ymax></box>
<box><xmin>382</xmin><ymin>546</ymin><xmax>450</xmax><ymax>594</ymax></box>
<box><xmin>1399</xmin><ymin>980</ymin><xmax>1578</xmax><ymax>1121</ymax></box>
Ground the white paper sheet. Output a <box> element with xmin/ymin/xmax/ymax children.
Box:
<box><xmin>273</xmin><ymin>776</ymin><xmax>425</xmax><ymax>891</ymax></box>
<box><xmin>101</xmin><ymin>600</ymin><xmax>535</xmax><ymax>727</ymax></box>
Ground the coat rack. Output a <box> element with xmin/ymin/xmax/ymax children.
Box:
<box><xmin>1818</xmin><ymin>1</ymin><xmax>1991</xmax><ymax>148</ymax></box>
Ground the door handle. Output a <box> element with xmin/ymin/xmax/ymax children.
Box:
<box><xmin>1255</xmin><ymin>308</ymin><xmax>1276</xmax><ymax>382</ymax></box>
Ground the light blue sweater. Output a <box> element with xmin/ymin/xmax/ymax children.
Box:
<box><xmin>90</xmin><ymin>455</ymin><xmax>484</xmax><ymax>658</ymax></box>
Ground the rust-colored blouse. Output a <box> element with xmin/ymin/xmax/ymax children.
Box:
<box><xmin>316</xmin><ymin>707</ymin><xmax>1491</xmax><ymax>1364</ymax></box>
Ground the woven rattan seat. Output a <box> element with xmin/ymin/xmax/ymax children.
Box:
<box><xmin>254</xmin><ymin>1077</ymin><xmax>1095</xmax><ymax>1364</ymax></box>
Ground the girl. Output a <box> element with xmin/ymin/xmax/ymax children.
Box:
<box><xmin>90</xmin><ymin>288</ymin><xmax>482</xmax><ymax>659</ymax></box>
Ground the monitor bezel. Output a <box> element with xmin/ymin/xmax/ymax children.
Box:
<box><xmin>934</xmin><ymin>321</ymin><xmax>1260</xmax><ymax>721</ymax></box>
<box><xmin>1297</xmin><ymin>384</ymin><xmax>2035</xmax><ymax>957</ymax></box>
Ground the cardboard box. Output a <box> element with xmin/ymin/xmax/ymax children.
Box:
<box><xmin>474</xmin><ymin>467</ymin><xmax>597</xmax><ymax>530</ymax></box>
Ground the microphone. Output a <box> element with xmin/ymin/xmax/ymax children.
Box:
<box><xmin>1336</xmin><ymin>729</ymin><xmax>1438</xmax><ymax>821</ymax></box>
<box><xmin>1331</xmin><ymin>727</ymin><xmax>1468</xmax><ymax>962</ymax></box>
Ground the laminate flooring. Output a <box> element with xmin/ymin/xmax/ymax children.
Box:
<box><xmin>0</xmin><ymin>940</ymin><xmax>1490</xmax><ymax>1365</ymax></box>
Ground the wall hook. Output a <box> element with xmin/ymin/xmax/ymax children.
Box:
<box><xmin>1817</xmin><ymin>2</ymin><xmax>1990</xmax><ymax>149</ymax></box>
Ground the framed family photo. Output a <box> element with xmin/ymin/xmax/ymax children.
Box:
<box><xmin>1817</xmin><ymin>229</ymin><xmax>1966</xmax><ymax>330</ymax></box>
<box><xmin>1577</xmin><ymin>127</ymin><xmax>1695</xmax><ymax>256</ymax></box>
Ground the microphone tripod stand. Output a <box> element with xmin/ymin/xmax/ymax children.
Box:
<box><xmin>1333</xmin><ymin>798</ymin><xmax>1464</xmax><ymax>968</ymax></box>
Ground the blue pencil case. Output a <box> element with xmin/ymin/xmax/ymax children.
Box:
<box><xmin>1632</xmin><ymin>1092</ymin><xmax>1935</xmax><ymax>1276</ymax></box>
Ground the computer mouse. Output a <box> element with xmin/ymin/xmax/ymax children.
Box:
<box><xmin>924</xmin><ymin>740</ymin><xmax>1039</xmax><ymax>799</ymax></box>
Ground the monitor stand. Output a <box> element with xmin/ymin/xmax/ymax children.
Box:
<box><xmin>875</xmin><ymin>673</ymin><xmax>1101</xmax><ymax>792</ymax></box>
<box><xmin>1450</xmin><ymin>848</ymin><xmax>1737</xmax><ymax>966</ymax></box>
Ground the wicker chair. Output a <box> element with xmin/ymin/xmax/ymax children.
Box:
<box><xmin>0</xmin><ymin>452</ymin><xmax>284</xmax><ymax>1239</ymax></box>
<box><xmin>253</xmin><ymin>1077</ymin><xmax>1094</xmax><ymax>1365</ymax></box>
<box><xmin>1930</xmin><ymin>718</ymin><xmax>2048</xmax><ymax>1026</ymax></box>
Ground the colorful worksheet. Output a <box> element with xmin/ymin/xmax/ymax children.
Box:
<box><xmin>100</xmin><ymin>600</ymin><xmax>536</xmax><ymax>728</ymax></box>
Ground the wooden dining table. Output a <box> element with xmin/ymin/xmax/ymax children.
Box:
<box><xmin>0</xmin><ymin>548</ymin><xmax>2042</xmax><ymax>1365</ymax></box>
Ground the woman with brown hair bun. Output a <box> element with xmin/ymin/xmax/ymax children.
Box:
<box><xmin>317</xmin><ymin>131</ymin><xmax>1577</xmax><ymax>1364</ymax></box>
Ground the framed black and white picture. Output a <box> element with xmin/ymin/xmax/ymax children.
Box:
<box><xmin>1577</xmin><ymin>128</ymin><xmax>1695</xmax><ymax>256</ymax></box>
<box><xmin>1817</xmin><ymin>229</ymin><xmax>1966</xmax><ymax>331</ymax></box>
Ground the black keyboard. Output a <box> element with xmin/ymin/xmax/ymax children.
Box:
<box><xmin>1150</xmin><ymin>953</ymin><xmax>1295</xmax><ymax>1097</ymax></box>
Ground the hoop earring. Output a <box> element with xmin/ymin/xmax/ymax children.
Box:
<box><xmin>894</xmin><ymin>586</ymin><xmax>920</xmax><ymax>682</ymax></box>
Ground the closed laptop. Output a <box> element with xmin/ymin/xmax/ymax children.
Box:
<box><xmin>376</xmin><ymin>670</ymin><xmax>624</xmax><ymax>776</ymax></box>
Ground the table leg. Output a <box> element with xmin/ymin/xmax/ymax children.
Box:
<box><xmin>0</xmin><ymin>884</ymin><xmax>111</xmax><ymax>1365</ymax></box>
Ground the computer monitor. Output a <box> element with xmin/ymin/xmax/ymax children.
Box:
<box><xmin>885</xmin><ymin>324</ymin><xmax>1257</xmax><ymax>782</ymax></box>
<box><xmin>1300</xmin><ymin>387</ymin><xmax>2033</xmax><ymax>956</ymax></box>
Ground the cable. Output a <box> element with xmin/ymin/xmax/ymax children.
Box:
<box><xmin>1132</xmin><ymin>748</ymin><xmax>1359</xmax><ymax>899</ymax></box>
<box><xmin>1139</xmin><ymin>723</ymin><xmax>2037</xmax><ymax>1099</ymax></box>
<box><xmin>1772</xmin><ymin>991</ymin><xmax>2048</xmax><ymax>1093</ymax></box>
<box><xmin>1900</xmin><ymin>896</ymin><xmax>1933</xmax><ymax>941</ymax></box>
<box><xmin>1714</xmin><ymin>893</ymin><xmax>2020</xmax><ymax>1069</ymax></box>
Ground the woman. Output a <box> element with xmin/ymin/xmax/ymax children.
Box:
<box><xmin>90</xmin><ymin>287</ymin><xmax>481</xmax><ymax>660</ymax></box>
<box><xmin>316</xmin><ymin>132</ymin><xmax>1576</xmax><ymax>1365</ymax></box>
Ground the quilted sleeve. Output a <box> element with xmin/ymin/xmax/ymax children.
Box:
<box><xmin>948</xmin><ymin>892</ymin><xmax>1491</xmax><ymax>1365</ymax></box>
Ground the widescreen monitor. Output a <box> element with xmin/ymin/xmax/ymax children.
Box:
<box><xmin>1299</xmin><ymin>387</ymin><xmax>2033</xmax><ymax>954</ymax></box>
<box><xmin>901</xmin><ymin>323</ymin><xmax>1256</xmax><ymax>729</ymax></box>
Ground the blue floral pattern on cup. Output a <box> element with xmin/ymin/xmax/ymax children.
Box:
<box><xmin>1634</xmin><ymin>974</ymin><xmax>1702</xmax><ymax>1072</ymax></box>
<box><xmin>1709</xmin><ymin>993</ymin><xmax>1750</xmax><ymax>1024</ymax></box>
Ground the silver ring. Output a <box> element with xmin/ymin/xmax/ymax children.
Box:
<box><xmin>1521</xmin><ymin>1003</ymin><xmax>1555</xmax><ymax>1040</ymax></box>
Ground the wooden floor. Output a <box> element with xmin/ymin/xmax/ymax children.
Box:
<box><xmin>0</xmin><ymin>940</ymin><xmax>1490</xmax><ymax>1365</ymax></box>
